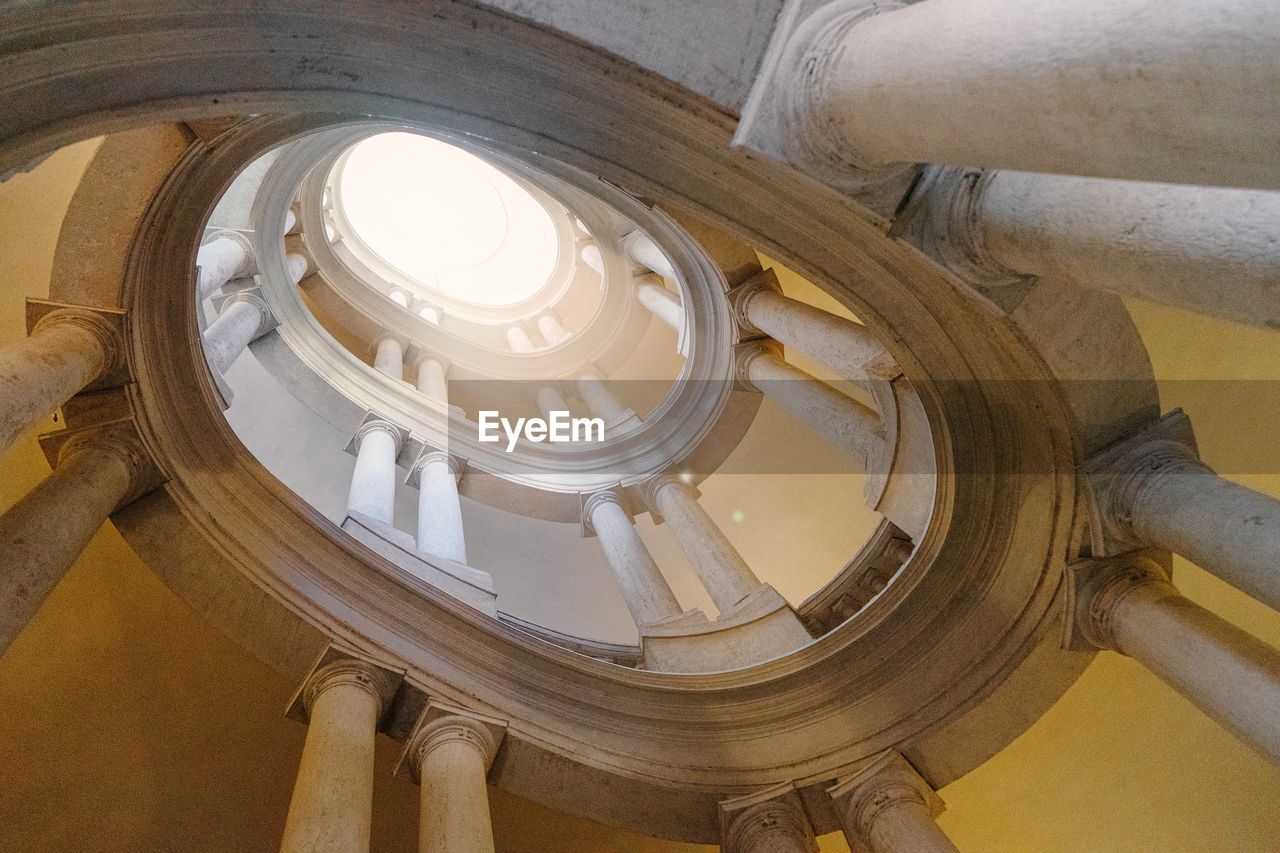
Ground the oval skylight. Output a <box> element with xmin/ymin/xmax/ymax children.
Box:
<box><xmin>336</xmin><ymin>132</ymin><xmax>560</xmax><ymax>307</ymax></box>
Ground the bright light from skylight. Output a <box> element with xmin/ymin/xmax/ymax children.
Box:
<box><xmin>337</xmin><ymin>133</ymin><xmax>560</xmax><ymax>307</ymax></box>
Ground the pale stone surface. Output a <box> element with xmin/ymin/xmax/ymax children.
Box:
<box><xmin>829</xmin><ymin>753</ymin><xmax>956</xmax><ymax>853</ymax></box>
<box><xmin>415</xmin><ymin>452</ymin><xmax>467</xmax><ymax>565</ymax></box>
<box><xmin>0</xmin><ymin>309</ymin><xmax>115</xmax><ymax>451</ymax></box>
<box><xmin>280</xmin><ymin>659</ymin><xmax>396</xmax><ymax>853</ymax></box>
<box><xmin>415</xmin><ymin>355</ymin><xmax>448</xmax><ymax>404</ymax></box>
<box><xmin>346</xmin><ymin>422</ymin><xmax>401</xmax><ymax>524</ymax></box>
<box><xmin>585</xmin><ymin>491</ymin><xmax>682</xmax><ymax>627</ymax></box>
<box><xmin>203</xmin><ymin>293</ymin><xmax>269</xmax><ymax>375</ymax></box>
<box><xmin>506</xmin><ymin>325</ymin><xmax>537</xmax><ymax>353</ymax></box>
<box><xmin>623</xmin><ymin>229</ymin><xmax>677</xmax><ymax>279</ymax></box>
<box><xmin>195</xmin><ymin>232</ymin><xmax>252</xmax><ymax>300</ymax></box>
<box><xmin>536</xmin><ymin>313</ymin><xmax>571</xmax><ymax>345</ymax></box>
<box><xmin>402</xmin><ymin>711</ymin><xmax>504</xmax><ymax>853</ymax></box>
<box><xmin>373</xmin><ymin>335</ymin><xmax>404</xmax><ymax>380</ymax></box>
<box><xmin>577</xmin><ymin>367</ymin><xmax>627</xmax><ymax>422</ymax></box>
<box><xmin>636</xmin><ymin>276</ymin><xmax>683</xmax><ymax>332</ymax></box>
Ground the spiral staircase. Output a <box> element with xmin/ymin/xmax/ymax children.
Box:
<box><xmin>0</xmin><ymin>2</ymin><xmax>1278</xmax><ymax>851</ymax></box>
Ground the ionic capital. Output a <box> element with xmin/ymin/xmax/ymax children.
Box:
<box><xmin>917</xmin><ymin>166</ymin><xmax>1032</xmax><ymax>288</ymax></box>
<box><xmin>219</xmin><ymin>288</ymin><xmax>276</xmax><ymax>339</ymax></box>
<box><xmin>300</xmin><ymin>658</ymin><xmax>400</xmax><ymax>720</ymax></box>
<box><xmin>345</xmin><ymin>411</ymin><xmax>409</xmax><ymax>458</ymax></box>
<box><xmin>397</xmin><ymin>702</ymin><xmax>507</xmax><ymax>784</ymax></box>
<box><xmin>30</xmin><ymin>304</ymin><xmax>126</xmax><ymax>379</ymax></box>
<box><xmin>720</xmin><ymin>784</ymin><xmax>818</xmax><ymax>853</ymax></box>
<box><xmin>639</xmin><ymin>471</ymin><xmax>698</xmax><ymax>516</ymax></box>
<box><xmin>726</xmin><ymin>269</ymin><xmax>783</xmax><ymax>340</ymax></box>
<box><xmin>1080</xmin><ymin>410</ymin><xmax>1208</xmax><ymax>556</ymax></box>
<box><xmin>1064</xmin><ymin>554</ymin><xmax>1172</xmax><ymax>652</ymax></box>
<box><xmin>827</xmin><ymin>752</ymin><xmax>944</xmax><ymax>851</ymax></box>
<box><xmin>406</xmin><ymin>448</ymin><xmax>465</xmax><ymax>487</ymax></box>
<box><xmin>581</xmin><ymin>488</ymin><xmax>627</xmax><ymax>531</ymax></box>
<box><xmin>40</xmin><ymin>418</ymin><xmax>166</xmax><ymax>509</ymax></box>
<box><xmin>733</xmin><ymin>340</ymin><xmax>783</xmax><ymax>390</ymax></box>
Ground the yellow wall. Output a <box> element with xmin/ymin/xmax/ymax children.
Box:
<box><xmin>0</xmin><ymin>142</ymin><xmax>1278</xmax><ymax>852</ymax></box>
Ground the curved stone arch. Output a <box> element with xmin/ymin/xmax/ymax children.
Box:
<box><xmin>8</xmin><ymin>1</ymin><xmax>1160</xmax><ymax>842</ymax></box>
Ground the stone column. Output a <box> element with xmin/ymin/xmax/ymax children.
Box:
<box><xmin>753</xmin><ymin>0</ymin><xmax>1279</xmax><ymax>190</ymax></box>
<box><xmin>196</xmin><ymin>231</ymin><xmax>253</xmax><ymax>300</ymax></box>
<box><xmin>828</xmin><ymin>753</ymin><xmax>957</xmax><ymax>853</ymax></box>
<box><xmin>286</xmin><ymin>252</ymin><xmax>312</xmax><ymax>285</ymax></box>
<box><xmin>346</xmin><ymin>419</ymin><xmax>404</xmax><ymax>525</ymax></box>
<box><xmin>1083</xmin><ymin>411</ymin><xmax>1280</xmax><ymax>614</ymax></box>
<box><xmin>645</xmin><ymin>474</ymin><xmax>760</xmax><ymax>614</ymax></box>
<box><xmin>730</xmin><ymin>272</ymin><xmax>897</xmax><ymax>380</ymax></box>
<box><xmin>737</xmin><ymin>343</ymin><xmax>885</xmax><ymax>468</ymax></box>
<box><xmin>203</xmin><ymin>291</ymin><xmax>272</xmax><ymax>375</ymax></box>
<box><xmin>413</xmin><ymin>451</ymin><xmax>467</xmax><ymax>565</ymax></box>
<box><xmin>583</xmin><ymin>491</ymin><xmax>682</xmax><ymax>627</ymax></box>
<box><xmin>280</xmin><ymin>659</ymin><xmax>399</xmax><ymax>853</ymax></box>
<box><xmin>577</xmin><ymin>368</ymin><xmax>628</xmax><ymax>423</ymax></box>
<box><xmin>636</xmin><ymin>274</ymin><xmax>684</xmax><ymax>332</ymax></box>
<box><xmin>0</xmin><ymin>424</ymin><xmax>152</xmax><ymax>655</ymax></box>
<box><xmin>0</xmin><ymin>307</ymin><xmax>121</xmax><ymax>452</ymax></box>
<box><xmin>536</xmin><ymin>314</ymin><xmax>571</xmax><ymax>346</ymax></box>
<box><xmin>534</xmin><ymin>385</ymin><xmax>570</xmax><ymax>421</ymax></box>
<box><xmin>506</xmin><ymin>325</ymin><xmax>537</xmax><ymax>353</ymax></box>
<box><xmin>373</xmin><ymin>335</ymin><xmax>405</xmax><ymax>381</ymax></box>
<box><xmin>415</xmin><ymin>355</ymin><xmax>448</xmax><ymax>405</ymax></box>
<box><xmin>1071</xmin><ymin>556</ymin><xmax>1280</xmax><ymax>764</ymax></box>
<box><xmin>622</xmin><ymin>230</ymin><xmax>676</xmax><ymax>279</ymax></box>
<box><xmin>400</xmin><ymin>708</ymin><xmax>505</xmax><ymax>853</ymax></box>
<box><xmin>721</xmin><ymin>788</ymin><xmax>818</xmax><ymax>853</ymax></box>
<box><xmin>933</xmin><ymin>169</ymin><xmax>1280</xmax><ymax>329</ymax></box>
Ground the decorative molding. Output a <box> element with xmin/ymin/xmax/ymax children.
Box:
<box><xmin>580</xmin><ymin>487</ymin><xmax>630</xmax><ymax>537</ymax></box>
<box><xmin>215</xmin><ymin>287</ymin><xmax>277</xmax><ymax>340</ymax></box>
<box><xmin>725</xmin><ymin>268</ymin><xmax>783</xmax><ymax>341</ymax></box>
<box><xmin>343</xmin><ymin>410</ymin><xmax>410</xmax><ymax>459</ymax></box>
<box><xmin>1063</xmin><ymin>553</ymin><xmax>1171</xmax><ymax>652</ymax></box>
<box><xmin>284</xmin><ymin>645</ymin><xmax>404</xmax><ymax>724</ymax></box>
<box><xmin>395</xmin><ymin>700</ymin><xmax>508</xmax><ymax>784</ymax></box>
<box><xmin>1080</xmin><ymin>409</ymin><xmax>1204</xmax><ymax>556</ymax></box>
<box><xmin>827</xmin><ymin>752</ymin><xmax>944</xmax><ymax>853</ymax></box>
<box><xmin>26</xmin><ymin>299</ymin><xmax>130</xmax><ymax>388</ymax></box>
<box><xmin>37</xmin><ymin>417</ymin><xmax>167</xmax><ymax>509</ymax></box>
<box><xmin>915</xmin><ymin>166</ymin><xmax>1035</xmax><ymax>289</ymax></box>
<box><xmin>732</xmin><ymin>340</ymin><xmax>784</xmax><ymax>391</ymax></box>
<box><xmin>405</xmin><ymin>447</ymin><xmax>467</xmax><ymax>488</ymax></box>
<box><xmin>720</xmin><ymin>782</ymin><xmax>818</xmax><ymax>853</ymax></box>
<box><xmin>639</xmin><ymin>471</ymin><xmax>700</xmax><ymax>517</ymax></box>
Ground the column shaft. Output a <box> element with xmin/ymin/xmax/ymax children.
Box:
<box><xmin>347</xmin><ymin>427</ymin><xmax>399</xmax><ymax>524</ymax></box>
<box><xmin>800</xmin><ymin>0</ymin><xmax>1280</xmax><ymax>188</ymax></box>
<box><xmin>280</xmin><ymin>664</ymin><xmax>391</xmax><ymax>853</ymax></box>
<box><xmin>196</xmin><ymin>233</ymin><xmax>252</xmax><ymax>300</ymax></box>
<box><xmin>416</xmin><ymin>357</ymin><xmax>448</xmax><ymax>405</ymax></box>
<box><xmin>536</xmin><ymin>314</ymin><xmax>571</xmax><ymax>346</ymax></box>
<box><xmin>577</xmin><ymin>370</ymin><xmax>627</xmax><ymax>422</ymax></box>
<box><xmin>417</xmin><ymin>456</ymin><xmax>467</xmax><ymax>564</ymax></box>
<box><xmin>203</xmin><ymin>296</ymin><xmax>265</xmax><ymax>375</ymax></box>
<box><xmin>1129</xmin><ymin>463</ymin><xmax>1280</xmax><ymax>614</ymax></box>
<box><xmin>637</xmin><ymin>277</ymin><xmax>683</xmax><ymax>331</ymax></box>
<box><xmin>588</xmin><ymin>495</ymin><xmax>681</xmax><ymax>626</ymax></box>
<box><xmin>623</xmin><ymin>230</ymin><xmax>676</xmax><ymax>279</ymax></box>
<box><xmin>534</xmin><ymin>386</ymin><xmax>569</xmax><ymax>421</ymax></box>
<box><xmin>863</xmin><ymin>800</ymin><xmax>959</xmax><ymax>853</ymax></box>
<box><xmin>976</xmin><ymin>171</ymin><xmax>1280</xmax><ymax>328</ymax></box>
<box><xmin>1105</xmin><ymin>574</ymin><xmax>1280</xmax><ymax>763</ymax></box>
<box><xmin>373</xmin><ymin>337</ymin><xmax>404</xmax><ymax>380</ymax></box>
<box><xmin>744</xmin><ymin>289</ymin><xmax>894</xmax><ymax>379</ymax></box>
<box><xmin>652</xmin><ymin>479</ymin><xmax>760</xmax><ymax>613</ymax></box>
<box><xmin>0</xmin><ymin>313</ymin><xmax>113</xmax><ymax>451</ymax></box>
<box><xmin>0</xmin><ymin>440</ymin><xmax>134</xmax><ymax>655</ymax></box>
<box><xmin>413</xmin><ymin>720</ymin><xmax>498</xmax><ymax>853</ymax></box>
<box><xmin>506</xmin><ymin>326</ymin><xmax>536</xmax><ymax>353</ymax></box>
<box><xmin>747</xmin><ymin>351</ymin><xmax>884</xmax><ymax>467</ymax></box>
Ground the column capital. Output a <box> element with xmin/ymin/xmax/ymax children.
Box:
<box><xmin>827</xmin><ymin>752</ymin><xmax>944</xmax><ymax>853</ymax></box>
<box><xmin>395</xmin><ymin>700</ymin><xmax>507</xmax><ymax>784</ymax></box>
<box><xmin>406</xmin><ymin>447</ymin><xmax>466</xmax><ymax>488</ymax></box>
<box><xmin>215</xmin><ymin>286</ymin><xmax>277</xmax><ymax>340</ymax></box>
<box><xmin>343</xmin><ymin>410</ymin><xmax>410</xmax><ymax>458</ymax></box>
<box><xmin>720</xmin><ymin>783</ymin><xmax>818</xmax><ymax>853</ymax></box>
<box><xmin>733</xmin><ymin>0</ymin><xmax>917</xmax><ymax>199</ymax></box>
<box><xmin>207</xmin><ymin>228</ymin><xmax>255</xmax><ymax>259</ymax></box>
<box><xmin>38</xmin><ymin>418</ymin><xmax>166</xmax><ymax>509</ymax></box>
<box><xmin>285</xmin><ymin>646</ymin><xmax>403</xmax><ymax>724</ymax></box>
<box><xmin>914</xmin><ymin>166</ymin><xmax>1032</xmax><ymax>288</ymax></box>
<box><xmin>1064</xmin><ymin>554</ymin><xmax>1172</xmax><ymax>652</ymax></box>
<box><xmin>733</xmin><ymin>340</ymin><xmax>783</xmax><ymax>390</ymax></box>
<box><xmin>1080</xmin><ymin>410</ymin><xmax>1208</xmax><ymax>556</ymax></box>
<box><xmin>726</xmin><ymin>268</ymin><xmax>783</xmax><ymax>340</ymax></box>
<box><xmin>639</xmin><ymin>471</ymin><xmax>700</xmax><ymax>517</ymax></box>
<box><xmin>27</xmin><ymin>299</ymin><xmax>128</xmax><ymax>385</ymax></box>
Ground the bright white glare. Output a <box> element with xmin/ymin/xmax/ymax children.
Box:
<box><xmin>339</xmin><ymin>133</ymin><xmax>559</xmax><ymax>307</ymax></box>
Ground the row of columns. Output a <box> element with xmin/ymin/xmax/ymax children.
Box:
<box><xmin>281</xmin><ymin>655</ymin><xmax>504</xmax><ymax>853</ymax></box>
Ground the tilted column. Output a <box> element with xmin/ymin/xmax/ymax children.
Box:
<box><xmin>577</xmin><ymin>367</ymin><xmax>627</xmax><ymax>423</ymax></box>
<box><xmin>281</xmin><ymin>658</ymin><xmax>399</xmax><ymax>853</ymax></box>
<box><xmin>737</xmin><ymin>342</ymin><xmax>885</xmax><ymax>468</ymax></box>
<box><xmin>505</xmin><ymin>325</ymin><xmax>537</xmax><ymax>353</ymax></box>
<box><xmin>536</xmin><ymin>314</ymin><xmax>571</xmax><ymax>346</ymax></box>
<box><xmin>645</xmin><ymin>474</ymin><xmax>760</xmax><ymax>614</ymax></box>
<box><xmin>1069</xmin><ymin>556</ymin><xmax>1280</xmax><ymax>764</ymax></box>
<box><xmin>930</xmin><ymin>169</ymin><xmax>1280</xmax><ymax>329</ymax></box>
<box><xmin>203</xmin><ymin>291</ymin><xmax>273</xmax><ymax>375</ymax></box>
<box><xmin>583</xmin><ymin>491</ymin><xmax>682</xmax><ymax>627</ymax></box>
<box><xmin>0</xmin><ymin>422</ymin><xmax>156</xmax><ymax>655</ymax></box>
<box><xmin>286</xmin><ymin>252</ymin><xmax>312</xmax><ymax>285</ymax></box>
<box><xmin>412</xmin><ymin>451</ymin><xmax>467</xmax><ymax>565</ymax></box>
<box><xmin>534</xmin><ymin>385</ymin><xmax>569</xmax><ymax>421</ymax></box>
<box><xmin>1083</xmin><ymin>411</ymin><xmax>1280</xmax><ymax>614</ymax></box>
<box><xmin>346</xmin><ymin>418</ymin><xmax>405</xmax><ymax>524</ymax></box>
<box><xmin>720</xmin><ymin>786</ymin><xmax>818</xmax><ymax>853</ymax></box>
<box><xmin>745</xmin><ymin>0</ymin><xmax>1280</xmax><ymax>190</ymax></box>
<box><xmin>622</xmin><ymin>230</ymin><xmax>676</xmax><ymax>279</ymax></box>
<box><xmin>730</xmin><ymin>271</ymin><xmax>897</xmax><ymax>380</ymax></box>
<box><xmin>636</xmin><ymin>274</ymin><xmax>684</xmax><ymax>332</ymax></box>
<box><xmin>0</xmin><ymin>306</ymin><xmax>122</xmax><ymax>452</ymax></box>
<box><xmin>371</xmin><ymin>335</ymin><xmax>405</xmax><ymax>381</ymax></box>
<box><xmin>398</xmin><ymin>704</ymin><xmax>506</xmax><ymax>853</ymax></box>
<box><xmin>196</xmin><ymin>231</ymin><xmax>254</xmax><ymax>300</ymax></box>
<box><xmin>828</xmin><ymin>753</ymin><xmax>957</xmax><ymax>853</ymax></box>
<box><xmin>415</xmin><ymin>355</ymin><xmax>449</xmax><ymax>405</ymax></box>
